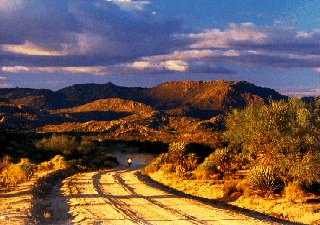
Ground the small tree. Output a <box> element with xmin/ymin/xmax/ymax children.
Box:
<box><xmin>168</xmin><ymin>142</ymin><xmax>198</xmax><ymax>177</ymax></box>
<box><xmin>223</xmin><ymin>98</ymin><xmax>320</xmax><ymax>186</ymax></box>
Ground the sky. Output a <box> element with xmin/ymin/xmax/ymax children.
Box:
<box><xmin>1</xmin><ymin>0</ymin><xmax>320</xmax><ymax>95</ymax></box>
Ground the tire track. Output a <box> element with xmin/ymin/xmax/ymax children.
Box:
<box><xmin>92</xmin><ymin>172</ymin><xmax>152</xmax><ymax>225</ymax></box>
<box><xmin>112</xmin><ymin>171</ymin><xmax>208</xmax><ymax>225</ymax></box>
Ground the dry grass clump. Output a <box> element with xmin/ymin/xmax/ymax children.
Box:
<box><xmin>223</xmin><ymin>180</ymin><xmax>237</xmax><ymax>197</ymax></box>
<box><xmin>38</xmin><ymin>155</ymin><xmax>68</xmax><ymax>171</ymax></box>
<box><xmin>1</xmin><ymin>157</ymin><xmax>37</xmax><ymax>187</ymax></box>
<box><xmin>285</xmin><ymin>182</ymin><xmax>307</xmax><ymax>203</ymax></box>
<box><xmin>142</xmin><ymin>153</ymin><xmax>168</xmax><ymax>174</ymax></box>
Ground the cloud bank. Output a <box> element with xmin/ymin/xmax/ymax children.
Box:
<box><xmin>0</xmin><ymin>1</ymin><xmax>320</xmax><ymax>89</ymax></box>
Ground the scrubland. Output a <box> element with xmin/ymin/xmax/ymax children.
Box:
<box><xmin>143</xmin><ymin>99</ymin><xmax>320</xmax><ymax>225</ymax></box>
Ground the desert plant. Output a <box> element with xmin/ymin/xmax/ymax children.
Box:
<box><xmin>38</xmin><ymin>155</ymin><xmax>68</xmax><ymax>171</ymax></box>
<box><xmin>143</xmin><ymin>153</ymin><xmax>169</xmax><ymax>174</ymax></box>
<box><xmin>144</xmin><ymin>142</ymin><xmax>199</xmax><ymax>177</ymax></box>
<box><xmin>36</xmin><ymin>134</ymin><xmax>95</xmax><ymax>158</ymax></box>
<box><xmin>194</xmin><ymin>152</ymin><xmax>219</xmax><ymax>179</ymax></box>
<box><xmin>167</xmin><ymin>142</ymin><xmax>199</xmax><ymax>177</ymax></box>
<box><xmin>248</xmin><ymin>165</ymin><xmax>284</xmax><ymax>194</ymax></box>
<box><xmin>224</xmin><ymin>98</ymin><xmax>320</xmax><ymax>186</ymax></box>
<box><xmin>212</xmin><ymin>147</ymin><xmax>233</xmax><ymax>173</ymax></box>
<box><xmin>223</xmin><ymin>180</ymin><xmax>237</xmax><ymax>197</ymax></box>
<box><xmin>1</xmin><ymin>158</ymin><xmax>37</xmax><ymax>186</ymax></box>
<box><xmin>236</xmin><ymin>179</ymin><xmax>251</xmax><ymax>196</ymax></box>
<box><xmin>285</xmin><ymin>182</ymin><xmax>307</xmax><ymax>203</ymax></box>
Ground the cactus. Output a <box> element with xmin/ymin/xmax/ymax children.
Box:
<box><xmin>248</xmin><ymin>165</ymin><xmax>283</xmax><ymax>194</ymax></box>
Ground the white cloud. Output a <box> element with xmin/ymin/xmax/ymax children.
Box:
<box><xmin>1</xmin><ymin>41</ymin><xmax>68</xmax><ymax>56</ymax></box>
<box><xmin>2</xmin><ymin>66</ymin><xmax>109</xmax><ymax>75</ymax></box>
<box><xmin>314</xmin><ymin>68</ymin><xmax>320</xmax><ymax>73</ymax></box>
<box><xmin>106</xmin><ymin>0</ymin><xmax>150</xmax><ymax>11</ymax></box>
<box><xmin>162</xmin><ymin>60</ymin><xmax>188</xmax><ymax>72</ymax></box>
<box><xmin>189</xmin><ymin>23</ymin><xmax>268</xmax><ymax>49</ymax></box>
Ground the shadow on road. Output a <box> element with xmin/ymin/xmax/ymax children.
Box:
<box><xmin>29</xmin><ymin>170</ymin><xmax>74</xmax><ymax>225</ymax></box>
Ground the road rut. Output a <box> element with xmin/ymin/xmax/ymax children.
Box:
<box><xmin>61</xmin><ymin>168</ymin><xmax>288</xmax><ymax>225</ymax></box>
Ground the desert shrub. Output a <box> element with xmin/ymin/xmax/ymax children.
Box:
<box><xmin>248</xmin><ymin>165</ymin><xmax>284</xmax><ymax>194</ymax></box>
<box><xmin>224</xmin><ymin>98</ymin><xmax>320</xmax><ymax>186</ymax></box>
<box><xmin>236</xmin><ymin>179</ymin><xmax>250</xmax><ymax>194</ymax></box>
<box><xmin>38</xmin><ymin>155</ymin><xmax>68</xmax><ymax>171</ymax></box>
<box><xmin>0</xmin><ymin>155</ymin><xmax>12</xmax><ymax>170</ymax></box>
<box><xmin>194</xmin><ymin>146</ymin><xmax>235</xmax><ymax>179</ymax></box>
<box><xmin>36</xmin><ymin>134</ymin><xmax>95</xmax><ymax>158</ymax></box>
<box><xmin>212</xmin><ymin>147</ymin><xmax>234</xmax><ymax>173</ymax></box>
<box><xmin>143</xmin><ymin>153</ymin><xmax>169</xmax><ymax>174</ymax></box>
<box><xmin>144</xmin><ymin>142</ymin><xmax>199</xmax><ymax>177</ymax></box>
<box><xmin>161</xmin><ymin>163</ymin><xmax>176</xmax><ymax>174</ymax></box>
<box><xmin>194</xmin><ymin>153</ymin><xmax>219</xmax><ymax>179</ymax></box>
<box><xmin>285</xmin><ymin>182</ymin><xmax>307</xmax><ymax>203</ymax></box>
<box><xmin>167</xmin><ymin>142</ymin><xmax>199</xmax><ymax>177</ymax></box>
<box><xmin>223</xmin><ymin>180</ymin><xmax>237</xmax><ymax>197</ymax></box>
<box><xmin>1</xmin><ymin>158</ymin><xmax>37</xmax><ymax>186</ymax></box>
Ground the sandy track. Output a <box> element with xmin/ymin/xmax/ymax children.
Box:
<box><xmin>60</xmin><ymin>168</ymin><xmax>289</xmax><ymax>225</ymax></box>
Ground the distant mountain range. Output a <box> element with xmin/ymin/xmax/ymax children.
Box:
<box><xmin>0</xmin><ymin>80</ymin><xmax>286</xmax><ymax>144</ymax></box>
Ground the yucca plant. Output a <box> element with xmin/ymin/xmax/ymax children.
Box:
<box><xmin>248</xmin><ymin>165</ymin><xmax>283</xmax><ymax>194</ymax></box>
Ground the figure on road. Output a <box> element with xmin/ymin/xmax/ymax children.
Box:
<box><xmin>127</xmin><ymin>157</ymin><xmax>133</xmax><ymax>168</ymax></box>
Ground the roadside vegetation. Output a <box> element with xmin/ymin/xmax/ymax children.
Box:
<box><xmin>0</xmin><ymin>133</ymin><xmax>120</xmax><ymax>191</ymax></box>
<box><xmin>143</xmin><ymin>98</ymin><xmax>320</xmax><ymax>224</ymax></box>
<box><xmin>0</xmin><ymin>155</ymin><xmax>68</xmax><ymax>190</ymax></box>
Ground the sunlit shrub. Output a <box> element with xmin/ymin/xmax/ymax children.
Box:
<box><xmin>144</xmin><ymin>142</ymin><xmax>199</xmax><ymax>177</ymax></box>
<box><xmin>1</xmin><ymin>158</ymin><xmax>36</xmax><ymax>186</ymax></box>
<box><xmin>38</xmin><ymin>155</ymin><xmax>68</xmax><ymax>171</ymax></box>
<box><xmin>143</xmin><ymin>153</ymin><xmax>169</xmax><ymax>174</ymax></box>
<box><xmin>285</xmin><ymin>182</ymin><xmax>307</xmax><ymax>203</ymax></box>
<box><xmin>248</xmin><ymin>165</ymin><xmax>284</xmax><ymax>194</ymax></box>
<box><xmin>168</xmin><ymin>142</ymin><xmax>199</xmax><ymax>177</ymax></box>
<box><xmin>224</xmin><ymin>98</ymin><xmax>320</xmax><ymax>186</ymax></box>
<box><xmin>212</xmin><ymin>147</ymin><xmax>233</xmax><ymax>173</ymax></box>
<box><xmin>0</xmin><ymin>155</ymin><xmax>12</xmax><ymax>170</ymax></box>
<box><xmin>223</xmin><ymin>180</ymin><xmax>237</xmax><ymax>197</ymax></box>
<box><xmin>194</xmin><ymin>153</ymin><xmax>218</xmax><ymax>179</ymax></box>
<box><xmin>236</xmin><ymin>179</ymin><xmax>250</xmax><ymax>194</ymax></box>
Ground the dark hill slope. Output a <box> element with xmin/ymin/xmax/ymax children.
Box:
<box><xmin>0</xmin><ymin>88</ymin><xmax>69</xmax><ymax>109</ymax></box>
<box><xmin>57</xmin><ymin>82</ymin><xmax>148</xmax><ymax>106</ymax></box>
<box><xmin>0</xmin><ymin>80</ymin><xmax>286</xmax><ymax>113</ymax></box>
<box><xmin>57</xmin><ymin>80</ymin><xmax>286</xmax><ymax>111</ymax></box>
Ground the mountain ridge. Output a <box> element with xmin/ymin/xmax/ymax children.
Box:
<box><xmin>0</xmin><ymin>80</ymin><xmax>286</xmax><ymax>111</ymax></box>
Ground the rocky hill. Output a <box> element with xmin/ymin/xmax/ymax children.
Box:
<box><xmin>0</xmin><ymin>80</ymin><xmax>286</xmax><ymax>144</ymax></box>
<box><xmin>0</xmin><ymin>80</ymin><xmax>285</xmax><ymax>111</ymax></box>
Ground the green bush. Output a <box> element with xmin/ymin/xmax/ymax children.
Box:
<box><xmin>194</xmin><ymin>152</ymin><xmax>218</xmax><ymax>179</ymax></box>
<box><xmin>224</xmin><ymin>98</ymin><xmax>320</xmax><ymax>186</ymax></box>
<box><xmin>167</xmin><ymin>142</ymin><xmax>198</xmax><ymax>177</ymax></box>
<box><xmin>36</xmin><ymin>134</ymin><xmax>95</xmax><ymax>158</ymax></box>
<box><xmin>144</xmin><ymin>142</ymin><xmax>199</xmax><ymax>177</ymax></box>
<box><xmin>212</xmin><ymin>147</ymin><xmax>233</xmax><ymax>173</ymax></box>
<box><xmin>248</xmin><ymin>165</ymin><xmax>284</xmax><ymax>194</ymax></box>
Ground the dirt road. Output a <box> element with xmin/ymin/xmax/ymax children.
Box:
<box><xmin>58</xmin><ymin>167</ymin><xmax>290</xmax><ymax>225</ymax></box>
